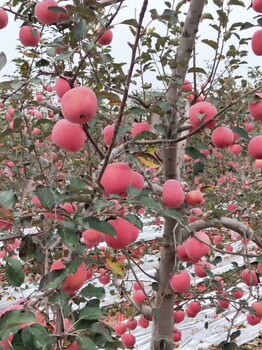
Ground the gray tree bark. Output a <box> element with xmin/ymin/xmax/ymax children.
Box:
<box><xmin>151</xmin><ymin>1</ymin><xmax>206</xmax><ymax>349</ymax></box>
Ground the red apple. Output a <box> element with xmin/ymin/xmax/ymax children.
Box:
<box><xmin>248</xmin><ymin>135</ymin><xmax>262</xmax><ymax>159</ymax></box>
<box><xmin>173</xmin><ymin>327</ymin><xmax>182</xmax><ymax>342</ymax></box>
<box><xmin>98</xmin><ymin>28</ymin><xmax>113</xmax><ymax>45</ymax></box>
<box><xmin>131</xmin><ymin>122</ymin><xmax>151</xmax><ymax>138</ymax></box>
<box><xmin>241</xmin><ymin>268</ymin><xmax>259</xmax><ymax>286</ymax></box>
<box><xmin>102</xmin><ymin>217</ymin><xmax>138</xmax><ymax>249</ymax></box>
<box><xmin>121</xmin><ymin>334</ymin><xmax>136</xmax><ymax>349</ymax></box>
<box><xmin>173</xmin><ymin>310</ymin><xmax>185</xmax><ymax>324</ymax></box>
<box><xmin>130</xmin><ymin>171</ymin><xmax>144</xmax><ymax>190</ymax></box>
<box><xmin>231</xmin><ymin>287</ymin><xmax>244</xmax><ymax>299</ymax></box>
<box><xmin>113</xmin><ymin>322</ymin><xmax>127</xmax><ymax>336</ymax></box>
<box><xmin>133</xmin><ymin>290</ymin><xmax>146</xmax><ymax>304</ymax></box>
<box><xmin>61</xmin><ymin>86</ymin><xmax>98</xmax><ymax>124</ymax></box>
<box><xmin>170</xmin><ymin>270</ymin><xmax>191</xmax><ymax>294</ymax></box>
<box><xmin>186</xmin><ymin>190</ymin><xmax>204</xmax><ymax>206</ymax></box>
<box><xmin>194</xmin><ymin>260</ymin><xmax>211</xmax><ymax>278</ymax></box>
<box><xmin>55</xmin><ymin>77</ymin><xmax>77</xmax><ymax>98</ymax></box>
<box><xmin>252</xmin><ymin>30</ymin><xmax>262</xmax><ymax>56</ymax></box>
<box><xmin>189</xmin><ymin>101</ymin><xmax>217</xmax><ymax>129</ymax></box>
<box><xmin>34</xmin><ymin>0</ymin><xmax>60</xmax><ymax>25</ymax></box>
<box><xmin>162</xmin><ymin>179</ymin><xmax>185</xmax><ymax>209</ymax></box>
<box><xmin>182</xmin><ymin>79</ymin><xmax>193</xmax><ymax>92</ymax></box>
<box><xmin>0</xmin><ymin>8</ymin><xmax>8</xmax><ymax>29</ymax></box>
<box><xmin>103</xmin><ymin>125</ymin><xmax>115</xmax><ymax>146</ymax></box>
<box><xmin>247</xmin><ymin>313</ymin><xmax>261</xmax><ymax>325</ymax></box>
<box><xmin>127</xmin><ymin>318</ymin><xmax>138</xmax><ymax>330</ymax></box>
<box><xmin>248</xmin><ymin>93</ymin><xmax>262</xmax><ymax>122</ymax></box>
<box><xmin>229</xmin><ymin>144</ymin><xmax>243</xmax><ymax>155</ymax></box>
<box><xmin>101</xmin><ymin>163</ymin><xmax>133</xmax><ymax>196</ymax></box>
<box><xmin>211</xmin><ymin>127</ymin><xmax>234</xmax><ymax>149</ymax></box>
<box><xmin>252</xmin><ymin>301</ymin><xmax>262</xmax><ymax>317</ymax></box>
<box><xmin>52</xmin><ymin>119</ymin><xmax>87</xmax><ymax>152</ymax></box>
<box><xmin>138</xmin><ymin>317</ymin><xmax>149</xmax><ymax>328</ymax></box>
<box><xmin>82</xmin><ymin>229</ymin><xmax>102</xmax><ymax>246</ymax></box>
<box><xmin>253</xmin><ymin>0</ymin><xmax>262</xmax><ymax>12</ymax></box>
<box><xmin>19</xmin><ymin>26</ymin><xmax>40</xmax><ymax>47</ymax></box>
<box><xmin>184</xmin><ymin>231</ymin><xmax>211</xmax><ymax>262</ymax></box>
<box><xmin>245</xmin><ymin>122</ymin><xmax>255</xmax><ymax>132</ymax></box>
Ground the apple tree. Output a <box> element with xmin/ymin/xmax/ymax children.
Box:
<box><xmin>0</xmin><ymin>0</ymin><xmax>261</xmax><ymax>349</ymax></box>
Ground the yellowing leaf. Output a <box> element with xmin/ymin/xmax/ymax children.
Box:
<box><xmin>106</xmin><ymin>258</ymin><xmax>125</xmax><ymax>277</ymax></box>
<box><xmin>136</xmin><ymin>153</ymin><xmax>161</xmax><ymax>169</ymax></box>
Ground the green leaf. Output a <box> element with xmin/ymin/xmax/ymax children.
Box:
<box><xmin>57</xmin><ymin>227</ymin><xmax>79</xmax><ymax>251</ymax></box>
<box><xmin>230</xmin><ymin>330</ymin><xmax>241</xmax><ymax>342</ymax></box>
<box><xmin>82</xmin><ymin>217</ymin><xmax>116</xmax><ymax>237</ymax></box>
<box><xmin>19</xmin><ymin>236</ymin><xmax>38</xmax><ymax>262</ymax></box>
<box><xmin>139</xmin><ymin>197</ymin><xmax>161</xmax><ymax>210</ymax></box>
<box><xmin>79</xmin><ymin>306</ymin><xmax>105</xmax><ymax>321</ymax></box>
<box><xmin>39</xmin><ymin>269</ymin><xmax>67</xmax><ymax>291</ymax></box>
<box><xmin>121</xmin><ymin>19</ymin><xmax>138</xmax><ymax>27</ymax></box>
<box><xmin>193</xmin><ymin>162</ymin><xmax>204</xmax><ymax>175</ymax></box>
<box><xmin>35</xmin><ymin>185</ymin><xmax>57</xmax><ymax>211</ymax></box>
<box><xmin>0</xmin><ymin>311</ymin><xmax>36</xmax><ymax>340</ymax></box>
<box><xmin>21</xmin><ymin>324</ymin><xmax>55</xmax><ymax>350</ymax></box>
<box><xmin>5</xmin><ymin>257</ymin><xmax>25</xmax><ymax>287</ymax></box>
<box><xmin>124</xmin><ymin>214</ymin><xmax>143</xmax><ymax>230</ymax></box>
<box><xmin>48</xmin><ymin>6</ymin><xmax>67</xmax><ymax>13</ymax></box>
<box><xmin>240</xmin><ymin>22</ymin><xmax>255</xmax><ymax>30</ymax></box>
<box><xmin>228</xmin><ymin>0</ymin><xmax>245</xmax><ymax>6</ymax></box>
<box><xmin>0</xmin><ymin>190</ymin><xmax>17</xmax><ymax>209</ymax></box>
<box><xmin>233</xmin><ymin>127</ymin><xmax>249</xmax><ymax>141</ymax></box>
<box><xmin>202</xmin><ymin>39</ymin><xmax>218</xmax><ymax>50</ymax></box>
<box><xmin>256</xmin><ymin>255</ymin><xmax>262</xmax><ymax>263</ymax></box>
<box><xmin>188</xmin><ymin>67</ymin><xmax>207</xmax><ymax>74</ymax></box>
<box><xmin>219</xmin><ymin>341</ymin><xmax>238</xmax><ymax>350</ymax></box>
<box><xmin>77</xmin><ymin>336</ymin><xmax>96</xmax><ymax>350</ymax></box>
<box><xmin>185</xmin><ymin>147</ymin><xmax>206</xmax><ymax>160</ymax></box>
<box><xmin>159</xmin><ymin>209</ymin><xmax>183</xmax><ymax>222</ymax></box>
<box><xmin>81</xmin><ymin>284</ymin><xmax>105</xmax><ymax>300</ymax></box>
<box><xmin>0</xmin><ymin>52</ymin><xmax>7</xmax><ymax>71</ymax></box>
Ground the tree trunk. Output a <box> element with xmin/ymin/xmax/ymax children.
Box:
<box><xmin>151</xmin><ymin>1</ymin><xmax>206</xmax><ymax>349</ymax></box>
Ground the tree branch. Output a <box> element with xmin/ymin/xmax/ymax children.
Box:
<box><xmin>97</xmin><ymin>0</ymin><xmax>148</xmax><ymax>183</ymax></box>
